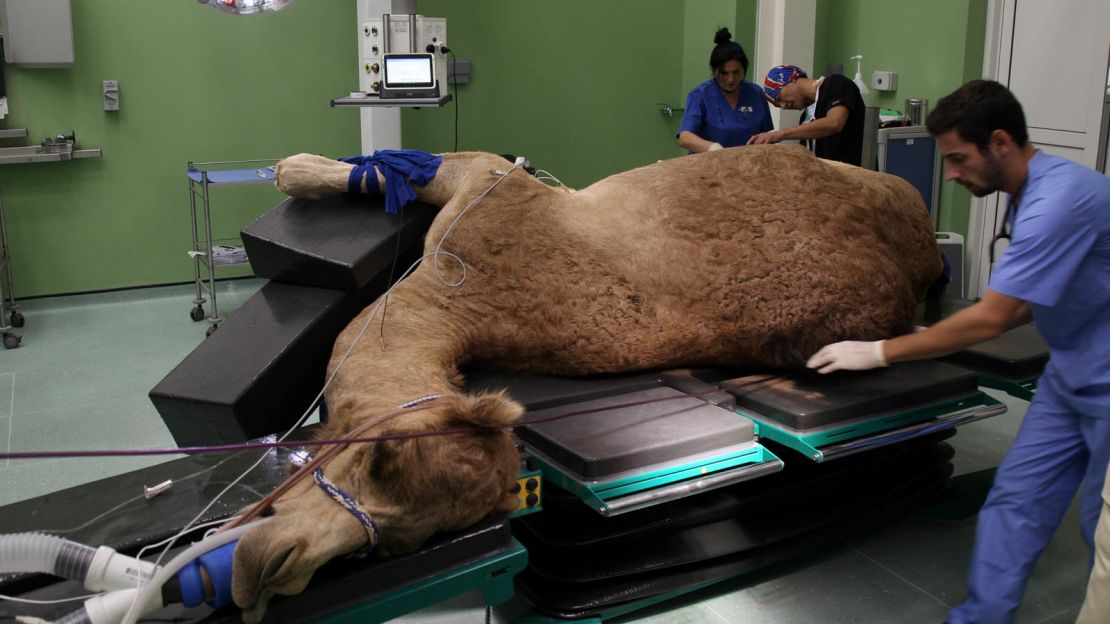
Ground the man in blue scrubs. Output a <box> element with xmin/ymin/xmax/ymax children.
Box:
<box><xmin>677</xmin><ymin>28</ymin><xmax>772</xmax><ymax>153</ymax></box>
<box><xmin>806</xmin><ymin>80</ymin><xmax>1110</xmax><ymax>623</ymax></box>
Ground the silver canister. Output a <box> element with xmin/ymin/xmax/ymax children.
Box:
<box><xmin>905</xmin><ymin>98</ymin><xmax>929</xmax><ymax>126</ymax></box>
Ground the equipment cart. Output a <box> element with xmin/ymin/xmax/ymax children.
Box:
<box><xmin>186</xmin><ymin>159</ymin><xmax>278</xmax><ymax>336</ymax></box>
<box><xmin>0</xmin><ymin>189</ymin><xmax>22</xmax><ymax>349</ymax></box>
<box><xmin>0</xmin><ymin>128</ymin><xmax>101</xmax><ymax>348</ymax></box>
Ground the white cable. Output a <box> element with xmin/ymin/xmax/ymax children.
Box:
<box><xmin>533</xmin><ymin>168</ymin><xmax>565</xmax><ymax>188</ymax></box>
<box><xmin>135</xmin><ymin>516</ymin><xmax>240</xmax><ymax>562</ymax></box>
<box><xmin>0</xmin><ymin>592</ymin><xmax>103</xmax><ymax>605</ymax></box>
<box><xmin>120</xmin><ymin>521</ymin><xmax>263</xmax><ymax>624</ymax></box>
<box><xmin>431</xmin><ymin>162</ymin><xmax>522</xmax><ymax>287</ymax></box>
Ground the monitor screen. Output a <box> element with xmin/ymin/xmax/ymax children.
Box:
<box><xmin>382</xmin><ymin>54</ymin><xmax>435</xmax><ymax>88</ymax></box>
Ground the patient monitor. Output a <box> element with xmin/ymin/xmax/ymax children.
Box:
<box><xmin>380</xmin><ymin>53</ymin><xmax>439</xmax><ymax>99</ymax></box>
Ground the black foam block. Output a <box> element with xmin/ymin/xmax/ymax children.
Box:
<box><xmin>150</xmin><ymin>280</ymin><xmax>385</xmax><ymax>446</ymax></box>
<box><xmin>515</xmin><ymin>387</ymin><xmax>756</xmax><ymax>479</ymax></box>
<box><xmin>722</xmin><ymin>360</ymin><xmax>980</xmax><ymax>431</ymax></box>
<box><xmin>941</xmin><ymin>324</ymin><xmax>1048</xmax><ymax>380</ymax></box>
<box><xmin>241</xmin><ymin>193</ymin><xmax>439</xmax><ymax>290</ymax></box>
<box><xmin>918</xmin><ymin>296</ymin><xmax>1049</xmax><ymax>380</ymax></box>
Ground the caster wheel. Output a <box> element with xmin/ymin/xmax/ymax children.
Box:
<box><xmin>9</xmin><ymin>311</ymin><xmax>24</xmax><ymax>328</ymax></box>
<box><xmin>3</xmin><ymin>333</ymin><xmax>21</xmax><ymax>349</ymax></box>
<box><xmin>190</xmin><ymin>305</ymin><xmax>205</xmax><ymax>322</ymax></box>
<box><xmin>205</xmin><ymin>325</ymin><xmax>218</xmax><ymax>338</ymax></box>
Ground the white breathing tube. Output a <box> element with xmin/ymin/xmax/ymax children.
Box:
<box><xmin>1</xmin><ymin>525</ymin><xmax>259</xmax><ymax>624</ymax></box>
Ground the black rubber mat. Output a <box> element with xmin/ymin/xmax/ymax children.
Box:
<box><xmin>241</xmin><ymin>193</ymin><xmax>439</xmax><ymax>291</ymax></box>
<box><xmin>199</xmin><ymin>515</ymin><xmax>515</xmax><ymax>623</ymax></box>
<box><xmin>0</xmin><ymin>432</ymin><xmax>514</xmax><ymax>624</ymax></box>
<box><xmin>721</xmin><ymin>360</ymin><xmax>980</xmax><ymax>431</ymax></box>
<box><xmin>464</xmin><ymin>369</ymin><xmax>666</xmax><ymax>411</ymax></box>
<box><xmin>515</xmin><ymin>445</ymin><xmax>953</xmax><ymax>618</ymax></box>
<box><xmin>514</xmin><ymin>387</ymin><xmax>756</xmax><ymax>479</ymax></box>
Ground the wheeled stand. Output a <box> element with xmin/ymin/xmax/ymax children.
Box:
<box><xmin>0</xmin><ymin>189</ymin><xmax>24</xmax><ymax>348</ymax></box>
<box><xmin>186</xmin><ymin>159</ymin><xmax>277</xmax><ymax>337</ymax></box>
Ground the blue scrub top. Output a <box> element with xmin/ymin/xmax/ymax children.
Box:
<box><xmin>989</xmin><ymin>150</ymin><xmax>1110</xmax><ymax>395</ymax></box>
<box><xmin>678</xmin><ymin>79</ymin><xmax>773</xmax><ymax>150</ymax></box>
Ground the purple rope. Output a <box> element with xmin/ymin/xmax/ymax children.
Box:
<box><xmin>0</xmin><ymin>386</ymin><xmax>738</xmax><ymax>461</ymax></box>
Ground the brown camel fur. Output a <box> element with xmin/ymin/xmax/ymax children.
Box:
<box><xmin>230</xmin><ymin>145</ymin><xmax>941</xmax><ymax>621</ymax></box>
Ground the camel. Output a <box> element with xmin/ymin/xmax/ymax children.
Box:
<box><xmin>228</xmin><ymin>145</ymin><xmax>941</xmax><ymax>621</ymax></box>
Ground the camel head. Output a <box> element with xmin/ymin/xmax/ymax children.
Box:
<box><xmin>231</xmin><ymin>392</ymin><xmax>523</xmax><ymax>622</ymax></box>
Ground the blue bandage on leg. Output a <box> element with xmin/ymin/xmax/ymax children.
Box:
<box><xmin>338</xmin><ymin>149</ymin><xmax>443</xmax><ymax>214</ymax></box>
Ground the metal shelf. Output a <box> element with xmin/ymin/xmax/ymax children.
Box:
<box><xmin>331</xmin><ymin>93</ymin><xmax>452</xmax><ymax>108</ymax></box>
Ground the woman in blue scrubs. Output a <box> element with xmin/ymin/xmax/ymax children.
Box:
<box><xmin>677</xmin><ymin>28</ymin><xmax>772</xmax><ymax>153</ymax></box>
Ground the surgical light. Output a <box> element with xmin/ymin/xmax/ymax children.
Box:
<box><xmin>197</xmin><ymin>0</ymin><xmax>295</xmax><ymax>16</ymax></box>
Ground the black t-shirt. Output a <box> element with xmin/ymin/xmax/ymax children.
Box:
<box><xmin>810</xmin><ymin>74</ymin><xmax>865</xmax><ymax>166</ymax></box>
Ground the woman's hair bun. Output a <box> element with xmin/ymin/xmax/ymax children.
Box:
<box><xmin>714</xmin><ymin>28</ymin><xmax>732</xmax><ymax>45</ymax></box>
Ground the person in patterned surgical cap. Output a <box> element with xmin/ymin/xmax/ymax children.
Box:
<box><xmin>747</xmin><ymin>64</ymin><xmax>865</xmax><ymax>166</ymax></box>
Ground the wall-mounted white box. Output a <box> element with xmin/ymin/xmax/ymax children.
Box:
<box><xmin>0</xmin><ymin>0</ymin><xmax>74</xmax><ymax>67</ymax></box>
<box><xmin>871</xmin><ymin>70</ymin><xmax>898</xmax><ymax>91</ymax></box>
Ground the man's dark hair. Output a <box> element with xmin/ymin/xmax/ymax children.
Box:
<box><xmin>710</xmin><ymin>28</ymin><xmax>749</xmax><ymax>74</ymax></box>
<box><xmin>926</xmin><ymin>80</ymin><xmax>1028</xmax><ymax>150</ymax></box>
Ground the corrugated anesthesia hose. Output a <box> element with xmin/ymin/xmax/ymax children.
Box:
<box><xmin>0</xmin><ymin>533</ymin><xmax>157</xmax><ymax>593</ymax></box>
<box><xmin>0</xmin><ymin>533</ymin><xmax>96</xmax><ymax>584</ymax></box>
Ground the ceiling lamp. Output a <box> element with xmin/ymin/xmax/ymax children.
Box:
<box><xmin>197</xmin><ymin>0</ymin><xmax>295</xmax><ymax>16</ymax></box>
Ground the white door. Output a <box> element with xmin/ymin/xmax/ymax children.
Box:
<box><xmin>967</xmin><ymin>0</ymin><xmax>1110</xmax><ymax>298</ymax></box>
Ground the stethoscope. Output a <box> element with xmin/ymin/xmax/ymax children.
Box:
<box><xmin>989</xmin><ymin>185</ymin><xmax>1025</xmax><ymax>268</ymax></box>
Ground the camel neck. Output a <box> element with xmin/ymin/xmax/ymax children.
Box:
<box><xmin>411</xmin><ymin>152</ymin><xmax>508</xmax><ymax>207</ymax></box>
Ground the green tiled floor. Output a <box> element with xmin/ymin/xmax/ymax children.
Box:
<box><xmin>0</xmin><ymin>279</ymin><xmax>263</xmax><ymax>500</ymax></box>
<box><xmin>0</xmin><ymin>284</ymin><xmax>1088</xmax><ymax>623</ymax></box>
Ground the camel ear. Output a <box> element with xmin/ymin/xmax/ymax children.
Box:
<box><xmin>452</xmin><ymin>391</ymin><xmax>523</xmax><ymax>428</ymax></box>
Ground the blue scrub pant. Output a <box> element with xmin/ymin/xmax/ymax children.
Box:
<box><xmin>948</xmin><ymin>372</ymin><xmax>1110</xmax><ymax>624</ymax></box>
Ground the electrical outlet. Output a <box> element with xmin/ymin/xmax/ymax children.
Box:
<box><xmin>103</xmin><ymin>80</ymin><xmax>119</xmax><ymax>111</ymax></box>
<box><xmin>871</xmin><ymin>70</ymin><xmax>898</xmax><ymax>92</ymax></box>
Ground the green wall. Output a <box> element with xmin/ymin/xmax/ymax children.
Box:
<box><xmin>680</xmin><ymin>0</ymin><xmax>758</xmax><ymax>98</ymax></box>
<box><xmin>1</xmin><ymin>1</ymin><xmax>989</xmax><ymax>297</ymax></box>
<box><xmin>402</xmin><ymin>0</ymin><xmax>688</xmax><ymax>189</ymax></box>
<box><xmin>0</xmin><ymin>0</ymin><xmax>360</xmax><ymax>297</ymax></box>
<box><xmin>403</xmin><ymin>0</ymin><xmax>766</xmax><ymax>189</ymax></box>
<box><xmin>814</xmin><ymin>0</ymin><xmax>987</xmax><ymax>236</ymax></box>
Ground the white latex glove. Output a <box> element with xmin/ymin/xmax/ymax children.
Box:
<box><xmin>806</xmin><ymin>340</ymin><xmax>888</xmax><ymax>374</ymax></box>
<box><xmin>707</xmin><ymin>142</ymin><xmax>724</xmax><ymax>152</ymax></box>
